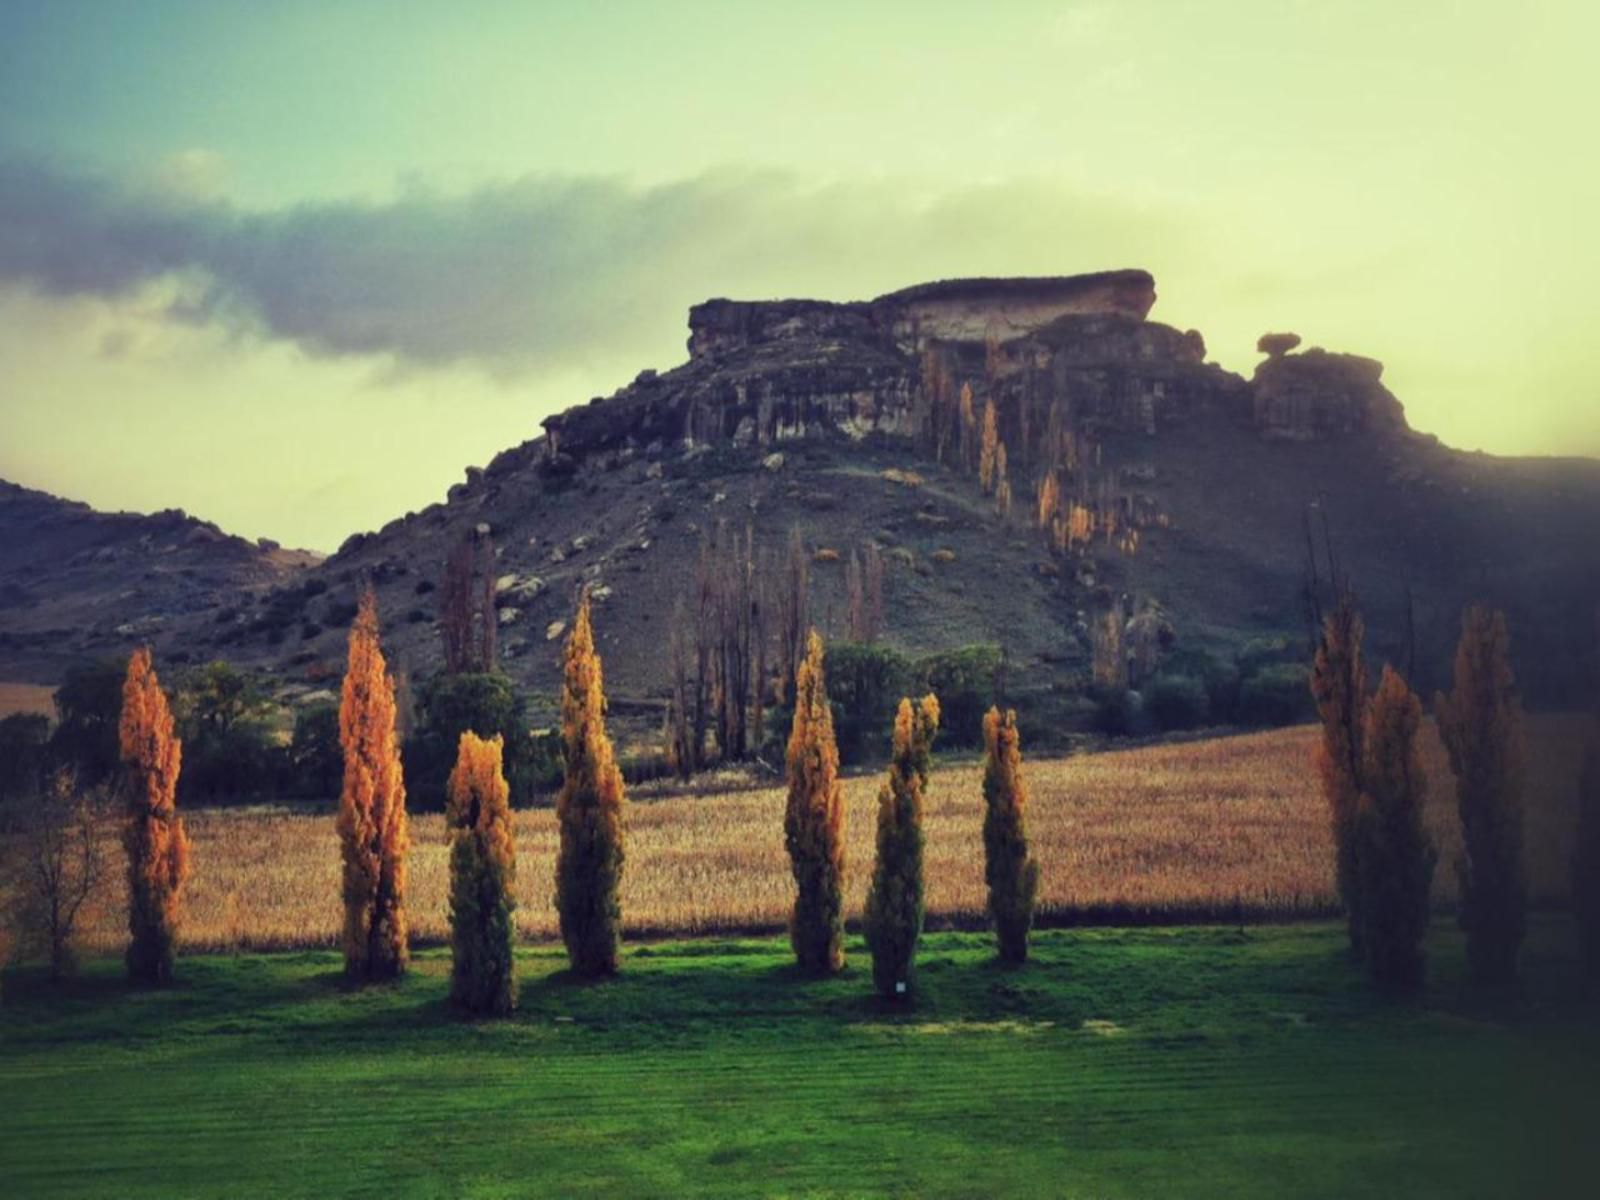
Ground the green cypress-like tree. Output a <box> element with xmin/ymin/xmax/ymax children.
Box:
<box><xmin>864</xmin><ymin>695</ymin><xmax>939</xmax><ymax>999</ymax></box>
<box><xmin>1435</xmin><ymin>606</ymin><xmax>1526</xmax><ymax>985</ymax></box>
<box><xmin>784</xmin><ymin>630</ymin><xmax>846</xmax><ymax>975</ymax></box>
<box><xmin>1310</xmin><ymin>594</ymin><xmax>1368</xmax><ymax>955</ymax></box>
<box><xmin>982</xmin><ymin>706</ymin><xmax>1040</xmax><ymax>964</ymax></box>
<box><xmin>1355</xmin><ymin>666</ymin><xmax>1436</xmax><ymax>991</ymax></box>
<box><xmin>554</xmin><ymin>591</ymin><xmax>626</xmax><ymax>976</ymax></box>
<box><xmin>446</xmin><ymin>731</ymin><xmax>517</xmax><ymax>1015</ymax></box>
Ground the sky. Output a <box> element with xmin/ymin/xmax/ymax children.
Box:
<box><xmin>1</xmin><ymin>0</ymin><xmax>1596</xmax><ymax>552</ymax></box>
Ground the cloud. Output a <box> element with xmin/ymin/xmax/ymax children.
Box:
<box><xmin>0</xmin><ymin>156</ymin><xmax>1187</xmax><ymax>374</ymax></box>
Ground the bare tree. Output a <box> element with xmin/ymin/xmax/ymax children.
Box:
<box><xmin>8</xmin><ymin>769</ymin><xmax>108</xmax><ymax>981</ymax></box>
<box><xmin>775</xmin><ymin>526</ymin><xmax>811</xmax><ymax>706</ymax></box>
<box><xmin>440</xmin><ymin>530</ymin><xmax>497</xmax><ymax>674</ymax></box>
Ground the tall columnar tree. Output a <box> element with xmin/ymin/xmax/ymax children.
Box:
<box><xmin>1435</xmin><ymin>606</ymin><xmax>1526</xmax><ymax>985</ymax></box>
<box><xmin>982</xmin><ymin>706</ymin><xmax>1039</xmax><ymax>964</ymax></box>
<box><xmin>1356</xmin><ymin>666</ymin><xmax>1436</xmax><ymax>990</ymax></box>
<box><xmin>555</xmin><ymin>591</ymin><xmax>626</xmax><ymax>976</ymax></box>
<box><xmin>119</xmin><ymin>647</ymin><xmax>191</xmax><ymax>984</ymax></box>
<box><xmin>864</xmin><ymin>695</ymin><xmax>940</xmax><ymax>1000</ymax></box>
<box><xmin>1310</xmin><ymin>593</ymin><xmax>1369</xmax><ymax>954</ymax></box>
<box><xmin>336</xmin><ymin>588</ymin><xmax>410</xmax><ymax>981</ymax></box>
<box><xmin>446</xmin><ymin>731</ymin><xmax>518</xmax><ymax>1015</ymax></box>
<box><xmin>784</xmin><ymin>630</ymin><xmax>847</xmax><ymax>975</ymax></box>
<box><xmin>979</xmin><ymin>398</ymin><xmax>1000</xmax><ymax>493</ymax></box>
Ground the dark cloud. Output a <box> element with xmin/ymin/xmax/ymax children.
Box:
<box><xmin>0</xmin><ymin>157</ymin><xmax>1185</xmax><ymax>372</ymax></box>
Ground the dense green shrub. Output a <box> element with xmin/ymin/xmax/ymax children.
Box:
<box><xmin>1089</xmin><ymin>684</ymin><xmax>1135</xmax><ymax>735</ymax></box>
<box><xmin>916</xmin><ymin>645</ymin><xmax>1001</xmax><ymax>747</ymax></box>
<box><xmin>1143</xmin><ymin>674</ymin><xmax>1209</xmax><ymax>731</ymax></box>
<box><xmin>0</xmin><ymin>712</ymin><xmax>50</xmax><ymax>803</ymax></box>
<box><xmin>289</xmin><ymin>702</ymin><xmax>342</xmax><ymax>801</ymax></box>
<box><xmin>1238</xmin><ymin>663</ymin><xmax>1314</xmax><ymax>727</ymax></box>
<box><xmin>48</xmin><ymin>659</ymin><xmax>127</xmax><ymax>787</ymax></box>
<box><xmin>405</xmin><ymin>672</ymin><xmax>549</xmax><ymax>810</ymax></box>
<box><xmin>825</xmin><ymin>642</ymin><xmax>910</xmax><ymax>764</ymax></box>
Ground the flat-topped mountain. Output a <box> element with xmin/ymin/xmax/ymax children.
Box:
<box><xmin>4</xmin><ymin>272</ymin><xmax>1596</xmax><ymax>734</ymax></box>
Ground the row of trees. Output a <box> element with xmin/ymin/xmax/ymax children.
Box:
<box><xmin>1311</xmin><ymin>596</ymin><xmax>1557</xmax><ymax>990</ymax></box>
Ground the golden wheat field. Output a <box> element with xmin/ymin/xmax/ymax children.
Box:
<box><xmin>33</xmin><ymin>715</ymin><xmax>1593</xmax><ymax>954</ymax></box>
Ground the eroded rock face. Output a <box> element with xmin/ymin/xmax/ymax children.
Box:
<box><xmin>1251</xmin><ymin>349</ymin><xmax>1405</xmax><ymax>440</ymax></box>
<box><xmin>540</xmin><ymin>271</ymin><xmax>1406</xmax><ymax>471</ymax></box>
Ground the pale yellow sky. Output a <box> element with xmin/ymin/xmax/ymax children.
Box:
<box><xmin>1</xmin><ymin>2</ymin><xmax>1596</xmax><ymax>549</ymax></box>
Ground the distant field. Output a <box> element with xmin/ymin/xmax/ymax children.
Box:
<box><xmin>0</xmin><ymin>681</ymin><xmax>54</xmax><ymax>720</ymax></box>
<box><xmin>45</xmin><ymin>715</ymin><xmax>1588</xmax><ymax>954</ymax></box>
<box><xmin>2</xmin><ymin>921</ymin><xmax>1595</xmax><ymax>1198</ymax></box>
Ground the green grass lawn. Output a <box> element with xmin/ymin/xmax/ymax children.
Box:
<box><xmin>2</xmin><ymin>919</ymin><xmax>1595</xmax><ymax>1199</ymax></box>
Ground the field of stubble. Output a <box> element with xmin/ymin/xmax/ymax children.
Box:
<box><xmin>52</xmin><ymin>715</ymin><xmax>1590</xmax><ymax>953</ymax></box>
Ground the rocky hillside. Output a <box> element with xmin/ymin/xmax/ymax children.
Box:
<box><xmin>0</xmin><ymin>480</ymin><xmax>320</xmax><ymax>682</ymax></box>
<box><xmin>5</xmin><ymin>271</ymin><xmax>1597</xmax><ymax>735</ymax></box>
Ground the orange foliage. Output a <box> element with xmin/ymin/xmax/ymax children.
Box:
<box><xmin>447</xmin><ymin>731</ymin><xmax>517</xmax><ymax>1014</ymax></box>
<box><xmin>784</xmin><ymin>630</ymin><xmax>846</xmax><ymax>974</ymax></box>
<box><xmin>982</xmin><ymin>706</ymin><xmax>1039</xmax><ymax>963</ymax></box>
<box><xmin>119</xmin><ymin>647</ymin><xmax>190</xmax><ymax>983</ymax></box>
<box><xmin>1310</xmin><ymin>596</ymin><xmax>1368</xmax><ymax>952</ymax></box>
<box><xmin>336</xmin><ymin>587</ymin><xmax>410</xmax><ymax>981</ymax></box>
<box><xmin>556</xmin><ymin>590</ymin><xmax>627</xmax><ymax>975</ymax></box>
<box><xmin>1436</xmin><ymin>606</ymin><xmax>1527</xmax><ymax>983</ymax></box>
<box><xmin>979</xmin><ymin>398</ymin><xmax>1000</xmax><ymax>494</ymax></box>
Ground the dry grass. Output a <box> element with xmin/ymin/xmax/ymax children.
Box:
<box><xmin>0</xmin><ymin>682</ymin><xmax>54</xmax><ymax>721</ymax></box>
<box><xmin>13</xmin><ymin>715</ymin><xmax>1589</xmax><ymax>955</ymax></box>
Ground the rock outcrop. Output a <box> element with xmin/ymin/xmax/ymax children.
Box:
<box><xmin>541</xmin><ymin>270</ymin><xmax>1399</xmax><ymax>470</ymax></box>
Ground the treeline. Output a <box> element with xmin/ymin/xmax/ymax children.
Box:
<box><xmin>7</xmin><ymin>582</ymin><xmax>1597</xmax><ymax>1014</ymax></box>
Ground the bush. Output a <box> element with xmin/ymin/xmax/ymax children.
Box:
<box><xmin>405</xmin><ymin>672</ymin><xmax>547</xmax><ymax>810</ymax></box>
<box><xmin>1162</xmin><ymin>647</ymin><xmax>1242</xmax><ymax>723</ymax></box>
<box><xmin>1089</xmin><ymin>684</ymin><xmax>1135</xmax><ymax>736</ymax></box>
<box><xmin>1238</xmin><ymin>663</ymin><xmax>1314</xmax><ymax>727</ymax></box>
<box><xmin>825</xmin><ymin>643</ymin><xmax>911</xmax><ymax>764</ymax></box>
<box><xmin>1144</xmin><ymin>674</ymin><xmax>1209</xmax><ymax>731</ymax></box>
<box><xmin>288</xmin><ymin>702</ymin><xmax>342</xmax><ymax>801</ymax></box>
<box><xmin>916</xmin><ymin>645</ymin><xmax>1001</xmax><ymax>747</ymax></box>
<box><xmin>0</xmin><ymin>713</ymin><xmax>50</xmax><ymax>803</ymax></box>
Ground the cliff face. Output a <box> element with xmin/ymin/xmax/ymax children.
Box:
<box><xmin>542</xmin><ymin>270</ymin><xmax>1405</xmax><ymax>468</ymax></box>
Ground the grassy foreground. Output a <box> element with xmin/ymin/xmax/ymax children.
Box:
<box><xmin>3</xmin><ymin>920</ymin><xmax>1596</xmax><ymax>1199</ymax></box>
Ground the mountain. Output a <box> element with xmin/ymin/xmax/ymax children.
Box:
<box><xmin>0</xmin><ymin>479</ymin><xmax>320</xmax><ymax>682</ymax></box>
<box><xmin>4</xmin><ymin>271</ymin><xmax>1596</xmax><ymax>739</ymax></box>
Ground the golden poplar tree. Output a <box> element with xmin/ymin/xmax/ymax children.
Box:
<box><xmin>1436</xmin><ymin>606</ymin><xmax>1526</xmax><ymax>984</ymax></box>
<box><xmin>555</xmin><ymin>590</ymin><xmax>626</xmax><ymax>975</ymax></box>
<box><xmin>119</xmin><ymin>647</ymin><xmax>190</xmax><ymax>984</ymax></box>
<box><xmin>1310</xmin><ymin>594</ymin><xmax>1368</xmax><ymax>954</ymax></box>
<box><xmin>784</xmin><ymin>630</ymin><xmax>846</xmax><ymax>975</ymax></box>
<box><xmin>336</xmin><ymin>588</ymin><xmax>410</xmax><ymax>981</ymax></box>
<box><xmin>979</xmin><ymin>398</ymin><xmax>1000</xmax><ymax>493</ymax></box>
<box><xmin>1037</xmin><ymin>472</ymin><xmax>1060</xmax><ymax>531</ymax></box>
<box><xmin>864</xmin><ymin>695</ymin><xmax>939</xmax><ymax>999</ymax></box>
<box><xmin>1355</xmin><ymin>666</ymin><xmax>1436</xmax><ymax>990</ymax></box>
<box><xmin>447</xmin><ymin>731</ymin><xmax>517</xmax><ymax>1015</ymax></box>
<box><xmin>982</xmin><ymin>706</ymin><xmax>1039</xmax><ymax>963</ymax></box>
